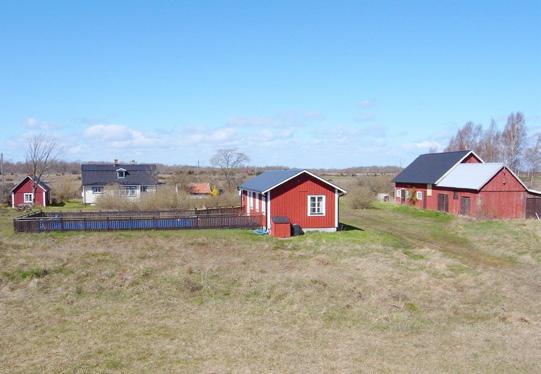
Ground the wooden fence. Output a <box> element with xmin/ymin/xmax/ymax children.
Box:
<box><xmin>13</xmin><ymin>207</ymin><xmax>263</xmax><ymax>233</ymax></box>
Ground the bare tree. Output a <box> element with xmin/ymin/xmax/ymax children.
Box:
<box><xmin>25</xmin><ymin>133</ymin><xmax>58</xmax><ymax>206</ymax></box>
<box><xmin>444</xmin><ymin>121</ymin><xmax>482</xmax><ymax>153</ymax></box>
<box><xmin>501</xmin><ymin>112</ymin><xmax>527</xmax><ymax>172</ymax></box>
<box><xmin>210</xmin><ymin>149</ymin><xmax>249</xmax><ymax>190</ymax></box>
<box><xmin>524</xmin><ymin>134</ymin><xmax>541</xmax><ymax>186</ymax></box>
<box><xmin>477</xmin><ymin>119</ymin><xmax>501</xmax><ymax>162</ymax></box>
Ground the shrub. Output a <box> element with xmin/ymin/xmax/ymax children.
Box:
<box><xmin>347</xmin><ymin>185</ymin><xmax>375</xmax><ymax>209</ymax></box>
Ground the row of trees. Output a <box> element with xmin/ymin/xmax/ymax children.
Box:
<box><xmin>443</xmin><ymin>112</ymin><xmax>541</xmax><ymax>184</ymax></box>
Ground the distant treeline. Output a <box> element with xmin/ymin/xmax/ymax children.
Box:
<box><xmin>0</xmin><ymin>160</ymin><xmax>400</xmax><ymax>176</ymax></box>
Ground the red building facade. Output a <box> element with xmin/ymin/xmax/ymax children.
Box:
<box><xmin>394</xmin><ymin>150</ymin><xmax>536</xmax><ymax>219</ymax></box>
<box><xmin>239</xmin><ymin>169</ymin><xmax>346</xmax><ymax>235</ymax></box>
<box><xmin>11</xmin><ymin>176</ymin><xmax>51</xmax><ymax>208</ymax></box>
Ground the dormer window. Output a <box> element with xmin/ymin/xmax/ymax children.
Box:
<box><xmin>116</xmin><ymin>168</ymin><xmax>127</xmax><ymax>179</ymax></box>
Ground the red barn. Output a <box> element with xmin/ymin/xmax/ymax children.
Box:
<box><xmin>10</xmin><ymin>176</ymin><xmax>51</xmax><ymax>208</ymax></box>
<box><xmin>393</xmin><ymin>150</ymin><xmax>541</xmax><ymax>219</ymax></box>
<box><xmin>239</xmin><ymin>169</ymin><xmax>347</xmax><ymax>236</ymax></box>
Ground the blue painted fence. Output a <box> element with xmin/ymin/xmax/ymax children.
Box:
<box><xmin>14</xmin><ymin>208</ymin><xmax>262</xmax><ymax>233</ymax></box>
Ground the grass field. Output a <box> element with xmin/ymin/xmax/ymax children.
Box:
<box><xmin>1</xmin><ymin>203</ymin><xmax>540</xmax><ymax>373</ymax></box>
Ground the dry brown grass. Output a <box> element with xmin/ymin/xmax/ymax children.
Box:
<box><xmin>94</xmin><ymin>187</ymin><xmax>241</xmax><ymax>211</ymax></box>
<box><xmin>1</xmin><ymin>205</ymin><xmax>540</xmax><ymax>373</ymax></box>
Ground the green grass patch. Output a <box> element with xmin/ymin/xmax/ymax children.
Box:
<box><xmin>374</xmin><ymin>202</ymin><xmax>454</xmax><ymax>222</ymax></box>
<box><xmin>4</xmin><ymin>267</ymin><xmax>50</xmax><ymax>281</ymax></box>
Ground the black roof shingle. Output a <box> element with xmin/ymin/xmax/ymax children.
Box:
<box><xmin>393</xmin><ymin>150</ymin><xmax>473</xmax><ymax>184</ymax></box>
<box><xmin>81</xmin><ymin>163</ymin><xmax>158</xmax><ymax>186</ymax></box>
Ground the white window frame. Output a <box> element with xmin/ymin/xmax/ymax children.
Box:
<box><xmin>249</xmin><ymin>191</ymin><xmax>253</xmax><ymax>209</ymax></box>
<box><xmin>405</xmin><ymin>190</ymin><xmax>411</xmax><ymax>199</ymax></box>
<box><xmin>122</xmin><ymin>186</ymin><xmax>138</xmax><ymax>196</ymax></box>
<box><xmin>116</xmin><ymin>169</ymin><xmax>126</xmax><ymax>179</ymax></box>
<box><xmin>416</xmin><ymin>191</ymin><xmax>423</xmax><ymax>200</ymax></box>
<box><xmin>396</xmin><ymin>189</ymin><xmax>402</xmax><ymax>198</ymax></box>
<box><xmin>92</xmin><ymin>186</ymin><xmax>103</xmax><ymax>194</ymax></box>
<box><xmin>307</xmin><ymin>195</ymin><xmax>326</xmax><ymax>216</ymax></box>
<box><xmin>141</xmin><ymin>186</ymin><xmax>148</xmax><ymax>192</ymax></box>
<box><xmin>262</xmin><ymin>194</ymin><xmax>266</xmax><ymax>214</ymax></box>
<box><xmin>23</xmin><ymin>193</ymin><xmax>33</xmax><ymax>203</ymax></box>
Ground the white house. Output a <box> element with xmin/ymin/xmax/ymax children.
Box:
<box><xmin>81</xmin><ymin>161</ymin><xmax>158</xmax><ymax>204</ymax></box>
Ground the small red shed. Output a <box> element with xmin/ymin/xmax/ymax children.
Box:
<box><xmin>394</xmin><ymin>150</ymin><xmax>538</xmax><ymax>219</ymax></box>
<box><xmin>271</xmin><ymin>216</ymin><xmax>291</xmax><ymax>238</ymax></box>
<box><xmin>11</xmin><ymin>176</ymin><xmax>51</xmax><ymax>208</ymax></box>
<box><xmin>239</xmin><ymin>169</ymin><xmax>347</xmax><ymax>234</ymax></box>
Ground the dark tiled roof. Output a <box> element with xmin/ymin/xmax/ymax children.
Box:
<box><xmin>239</xmin><ymin>169</ymin><xmax>304</xmax><ymax>193</ymax></box>
<box><xmin>81</xmin><ymin>163</ymin><xmax>158</xmax><ymax>186</ymax></box>
<box><xmin>393</xmin><ymin>150</ymin><xmax>472</xmax><ymax>184</ymax></box>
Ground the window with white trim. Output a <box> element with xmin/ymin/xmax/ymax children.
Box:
<box><xmin>23</xmin><ymin>193</ymin><xmax>33</xmax><ymax>203</ymax></box>
<box><xmin>92</xmin><ymin>186</ymin><xmax>103</xmax><ymax>194</ymax></box>
<box><xmin>416</xmin><ymin>191</ymin><xmax>423</xmax><ymax>200</ymax></box>
<box><xmin>122</xmin><ymin>186</ymin><xmax>137</xmax><ymax>196</ymax></box>
<box><xmin>308</xmin><ymin>195</ymin><xmax>326</xmax><ymax>216</ymax></box>
<box><xmin>396</xmin><ymin>189</ymin><xmax>402</xmax><ymax>198</ymax></box>
<box><xmin>116</xmin><ymin>169</ymin><xmax>126</xmax><ymax>178</ymax></box>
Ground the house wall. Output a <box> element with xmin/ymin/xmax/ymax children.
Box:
<box><xmin>12</xmin><ymin>178</ymin><xmax>47</xmax><ymax>207</ymax></box>
<box><xmin>269</xmin><ymin>173</ymin><xmax>337</xmax><ymax>230</ymax></box>
<box><xmin>83</xmin><ymin>185</ymin><xmax>156</xmax><ymax>205</ymax></box>
<box><xmin>478</xmin><ymin>168</ymin><xmax>527</xmax><ymax>219</ymax></box>
<box><xmin>395</xmin><ymin>167</ymin><xmax>528</xmax><ymax>219</ymax></box>
<box><xmin>462</xmin><ymin>153</ymin><xmax>482</xmax><ymax>163</ymax></box>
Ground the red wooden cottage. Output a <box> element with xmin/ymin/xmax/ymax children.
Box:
<box><xmin>239</xmin><ymin>169</ymin><xmax>347</xmax><ymax>237</ymax></box>
<box><xmin>10</xmin><ymin>176</ymin><xmax>51</xmax><ymax>208</ymax></box>
<box><xmin>393</xmin><ymin>150</ymin><xmax>541</xmax><ymax>219</ymax></box>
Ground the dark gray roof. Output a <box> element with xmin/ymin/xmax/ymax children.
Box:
<box><xmin>393</xmin><ymin>150</ymin><xmax>472</xmax><ymax>184</ymax></box>
<box><xmin>239</xmin><ymin>169</ymin><xmax>303</xmax><ymax>193</ymax></box>
<box><xmin>81</xmin><ymin>163</ymin><xmax>158</xmax><ymax>186</ymax></box>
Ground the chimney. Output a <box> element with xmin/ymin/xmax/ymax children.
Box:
<box><xmin>131</xmin><ymin>160</ymin><xmax>136</xmax><ymax>164</ymax></box>
<box><xmin>113</xmin><ymin>159</ymin><xmax>119</xmax><ymax>165</ymax></box>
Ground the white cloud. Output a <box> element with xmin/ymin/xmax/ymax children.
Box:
<box><xmin>24</xmin><ymin>117</ymin><xmax>58</xmax><ymax>130</ymax></box>
<box><xmin>84</xmin><ymin>124</ymin><xmax>133</xmax><ymax>141</ymax></box>
<box><xmin>359</xmin><ymin>99</ymin><xmax>374</xmax><ymax>109</ymax></box>
<box><xmin>403</xmin><ymin>140</ymin><xmax>442</xmax><ymax>151</ymax></box>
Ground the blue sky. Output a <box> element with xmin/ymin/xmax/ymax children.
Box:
<box><xmin>0</xmin><ymin>1</ymin><xmax>539</xmax><ymax>168</ymax></box>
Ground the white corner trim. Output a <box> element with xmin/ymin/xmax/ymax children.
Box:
<box><xmin>266</xmin><ymin>191</ymin><xmax>271</xmax><ymax>229</ymax></box>
<box><xmin>43</xmin><ymin>190</ymin><xmax>46</xmax><ymax>206</ymax></box>
<box><xmin>335</xmin><ymin>189</ymin><xmax>339</xmax><ymax>228</ymax></box>
<box><xmin>11</xmin><ymin>192</ymin><xmax>14</xmax><ymax>208</ymax></box>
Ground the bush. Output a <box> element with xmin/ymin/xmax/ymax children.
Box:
<box><xmin>345</xmin><ymin>175</ymin><xmax>394</xmax><ymax>209</ymax></box>
<box><xmin>51</xmin><ymin>180</ymin><xmax>80</xmax><ymax>203</ymax></box>
<box><xmin>347</xmin><ymin>185</ymin><xmax>375</xmax><ymax>209</ymax></box>
<box><xmin>94</xmin><ymin>187</ymin><xmax>241</xmax><ymax>211</ymax></box>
